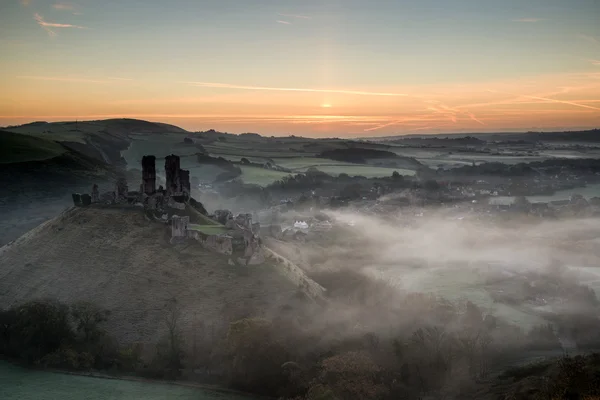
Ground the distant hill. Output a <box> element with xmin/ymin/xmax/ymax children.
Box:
<box><xmin>0</xmin><ymin>207</ymin><xmax>299</xmax><ymax>349</ymax></box>
<box><xmin>0</xmin><ymin>130</ymin><xmax>116</xmax><ymax>184</ymax></box>
<box><xmin>0</xmin><ymin>130</ymin><xmax>118</xmax><ymax>246</ymax></box>
<box><xmin>3</xmin><ymin>118</ymin><xmax>189</xmax><ymax>165</ymax></box>
<box><xmin>317</xmin><ymin>147</ymin><xmax>422</xmax><ymax>168</ymax></box>
<box><xmin>374</xmin><ymin>129</ymin><xmax>600</xmax><ymax>143</ymax></box>
<box><xmin>0</xmin><ymin>131</ymin><xmax>68</xmax><ymax>164</ymax></box>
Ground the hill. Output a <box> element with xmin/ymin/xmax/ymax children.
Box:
<box><xmin>3</xmin><ymin>118</ymin><xmax>188</xmax><ymax>165</ymax></box>
<box><xmin>0</xmin><ymin>131</ymin><xmax>119</xmax><ymax>246</ymax></box>
<box><xmin>0</xmin><ymin>131</ymin><xmax>67</xmax><ymax>164</ymax></box>
<box><xmin>373</xmin><ymin>128</ymin><xmax>600</xmax><ymax>142</ymax></box>
<box><xmin>0</xmin><ymin>207</ymin><xmax>300</xmax><ymax>350</ymax></box>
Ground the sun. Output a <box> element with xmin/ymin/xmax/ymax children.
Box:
<box><xmin>321</xmin><ymin>103</ymin><xmax>332</xmax><ymax>108</ymax></box>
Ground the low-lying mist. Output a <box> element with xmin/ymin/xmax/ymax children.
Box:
<box><xmin>271</xmin><ymin>208</ymin><xmax>600</xmax><ymax>345</ymax></box>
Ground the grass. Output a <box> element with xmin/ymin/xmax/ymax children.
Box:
<box><xmin>239</xmin><ymin>165</ymin><xmax>291</xmax><ymax>186</ymax></box>
<box><xmin>271</xmin><ymin>157</ymin><xmax>353</xmax><ymax>171</ymax></box>
<box><xmin>0</xmin><ymin>131</ymin><xmax>67</xmax><ymax>164</ymax></box>
<box><xmin>188</xmin><ymin>224</ymin><xmax>230</xmax><ymax>235</ymax></box>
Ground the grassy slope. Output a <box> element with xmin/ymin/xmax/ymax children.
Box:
<box><xmin>0</xmin><ymin>131</ymin><xmax>67</xmax><ymax>164</ymax></box>
<box><xmin>0</xmin><ymin>207</ymin><xmax>298</xmax><ymax>347</ymax></box>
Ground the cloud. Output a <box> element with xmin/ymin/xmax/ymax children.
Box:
<box><xmin>512</xmin><ymin>18</ymin><xmax>544</xmax><ymax>23</ymax></box>
<box><xmin>278</xmin><ymin>12</ymin><xmax>311</xmax><ymax>19</ymax></box>
<box><xmin>186</xmin><ymin>81</ymin><xmax>409</xmax><ymax>97</ymax></box>
<box><xmin>591</xmin><ymin>60</ymin><xmax>600</xmax><ymax>67</ymax></box>
<box><xmin>34</xmin><ymin>13</ymin><xmax>85</xmax><ymax>36</ymax></box>
<box><xmin>53</xmin><ymin>3</ymin><xmax>73</xmax><ymax>10</ymax></box>
<box><xmin>578</xmin><ymin>34</ymin><xmax>599</xmax><ymax>44</ymax></box>
<box><xmin>276</xmin><ymin>20</ymin><xmax>291</xmax><ymax>25</ymax></box>
<box><xmin>487</xmin><ymin>89</ymin><xmax>600</xmax><ymax>112</ymax></box>
<box><xmin>53</xmin><ymin>3</ymin><xmax>82</xmax><ymax>14</ymax></box>
<box><xmin>19</xmin><ymin>0</ymin><xmax>31</xmax><ymax>6</ymax></box>
<box><xmin>17</xmin><ymin>75</ymin><xmax>109</xmax><ymax>84</ymax></box>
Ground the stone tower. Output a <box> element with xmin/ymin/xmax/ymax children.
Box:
<box><xmin>180</xmin><ymin>169</ymin><xmax>191</xmax><ymax>197</ymax></box>
<box><xmin>165</xmin><ymin>155</ymin><xmax>182</xmax><ymax>196</ymax></box>
<box><xmin>141</xmin><ymin>155</ymin><xmax>156</xmax><ymax>195</ymax></box>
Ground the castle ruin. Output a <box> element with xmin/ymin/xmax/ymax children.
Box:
<box><xmin>70</xmin><ymin>153</ymin><xmax>266</xmax><ymax>266</ymax></box>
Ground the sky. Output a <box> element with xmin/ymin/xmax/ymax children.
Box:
<box><xmin>0</xmin><ymin>0</ymin><xmax>599</xmax><ymax>137</ymax></box>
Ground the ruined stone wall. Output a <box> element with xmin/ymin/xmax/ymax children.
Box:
<box><xmin>204</xmin><ymin>234</ymin><xmax>233</xmax><ymax>255</ymax></box>
<box><xmin>264</xmin><ymin>247</ymin><xmax>326</xmax><ymax>301</ymax></box>
<box><xmin>91</xmin><ymin>184</ymin><xmax>99</xmax><ymax>203</ymax></box>
<box><xmin>171</xmin><ymin>215</ymin><xmax>189</xmax><ymax>238</ymax></box>
<box><xmin>115</xmin><ymin>177</ymin><xmax>129</xmax><ymax>202</ymax></box>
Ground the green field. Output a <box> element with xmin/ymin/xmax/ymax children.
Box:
<box><xmin>188</xmin><ymin>224</ymin><xmax>230</xmax><ymax>235</ymax></box>
<box><xmin>239</xmin><ymin>165</ymin><xmax>291</xmax><ymax>186</ymax></box>
<box><xmin>0</xmin><ymin>361</ymin><xmax>254</xmax><ymax>400</ymax></box>
<box><xmin>271</xmin><ymin>157</ymin><xmax>353</xmax><ymax>171</ymax></box>
<box><xmin>0</xmin><ymin>131</ymin><xmax>67</xmax><ymax>164</ymax></box>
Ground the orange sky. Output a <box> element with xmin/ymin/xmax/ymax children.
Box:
<box><xmin>1</xmin><ymin>0</ymin><xmax>600</xmax><ymax>136</ymax></box>
<box><xmin>2</xmin><ymin>71</ymin><xmax>599</xmax><ymax>136</ymax></box>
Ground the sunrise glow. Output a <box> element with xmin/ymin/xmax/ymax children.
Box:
<box><xmin>0</xmin><ymin>0</ymin><xmax>599</xmax><ymax>136</ymax></box>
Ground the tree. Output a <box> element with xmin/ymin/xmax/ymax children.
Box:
<box><xmin>221</xmin><ymin>318</ymin><xmax>289</xmax><ymax>395</ymax></box>
<box><xmin>71</xmin><ymin>301</ymin><xmax>110</xmax><ymax>343</ymax></box>
<box><xmin>315</xmin><ymin>351</ymin><xmax>388</xmax><ymax>400</ymax></box>
<box><xmin>11</xmin><ymin>300</ymin><xmax>73</xmax><ymax>363</ymax></box>
<box><xmin>162</xmin><ymin>299</ymin><xmax>184</xmax><ymax>375</ymax></box>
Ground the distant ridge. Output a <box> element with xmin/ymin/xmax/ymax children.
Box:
<box><xmin>371</xmin><ymin>128</ymin><xmax>600</xmax><ymax>142</ymax></box>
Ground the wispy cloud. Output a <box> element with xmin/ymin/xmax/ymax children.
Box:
<box><xmin>578</xmin><ymin>34</ymin><xmax>599</xmax><ymax>44</ymax></box>
<box><xmin>53</xmin><ymin>2</ymin><xmax>81</xmax><ymax>14</ymax></box>
<box><xmin>17</xmin><ymin>75</ymin><xmax>109</xmax><ymax>84</ymax></box>
<box><xmin>34</xmin><ymin>13</ymin><xmax>85</xmax><ymax>36</ymax></box>
<box><xmin>487</xmin><ymin>89</ymin><xmax>600</xmax><ymax>112</ymax></box>
<box><xmin>53</xmin><ymin>2</ymin><xmax>73</xmax><ymax>10</ymax></box>
<box><xmin>278</xmin><ymin>12</ymin><xmax>311</xmax><ymax>19</ymax></box>
<box><xmin>108</xmin><ymin>77</ymin><xmax>133</xmax><ymax>81</ymax></box>
<box><xmin>590</xmin><ymin>60</ymin><xmax>600</xmax><ymax>67</ymax></box>
<box><xmin>512</xmin><ymin>18</ymin><xmax>544</xmax><ymax>23</ymax></box>
<box><xmin>19</xmin><ymin>0</ymin><xmax>31</xmax><ymax>6</ymax></box>
<box><xmin>276</xmin><ymin>20</ymin><xmax>291</xmax><ymax>25</ymax></box>
<box><xmin>186</xmin><ymin>81</ymin><xmax>408</xmax><ymax>97</ymax></box>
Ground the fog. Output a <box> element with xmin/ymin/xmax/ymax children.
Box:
<box><xmin>269</xmin><ymin>208</ymin><xmax>600</xmax><ymax>345</ymax></box>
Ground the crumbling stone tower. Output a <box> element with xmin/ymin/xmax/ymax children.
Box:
<box><xmin>180</xmin><ymin>169</ymin><xmax>191</xmax><ymax>198</ymax></box>
<box><xmin>141</xmin><ymin>155</ymin><xmax>156</xmax><ymax>195</ymax></box>
<box><xmin>165</xmin><ymin>155</ymin><xmax>182</xmax><ymax>196</ymax></box>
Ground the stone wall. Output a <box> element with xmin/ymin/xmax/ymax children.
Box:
<box><xmin>264</xmin><ymin>247</ymin><xmax>326</xmax><ymax>302</ymax></box>
<box><xmin>171</xmin><ymin>215</ymin><xmax>189</xmax><ymax>238</ymax></box>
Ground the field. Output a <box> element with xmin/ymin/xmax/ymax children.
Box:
<box><xmin>188</xmin><ymin>224</ymin><xmax>230</xmax><ymax>235</ymax></box>
<box><xmin>0</xmin><ymin>131</ymin><xmax>67</xmax><ymax>164</ymax></box>
<box><xmin>239</xmin><ymin>165</ymin><xmax>291</xmax><ymax>186</ymax></box>
<box><xmin>0</xmin><ymin>362</ymin><xmax>254</xmax><ymax>400</ymax></box>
